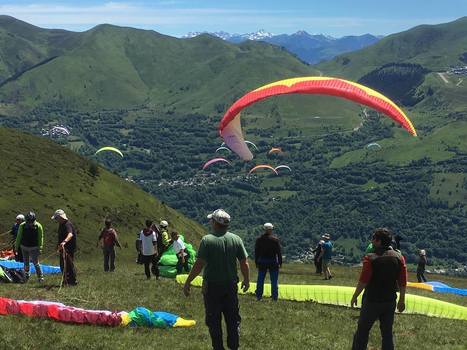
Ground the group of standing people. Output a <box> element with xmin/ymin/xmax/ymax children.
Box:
<box><xmin>10</xmin><ymin>209</ymin><xmax>77</xmax><ymax>286</ymax></box>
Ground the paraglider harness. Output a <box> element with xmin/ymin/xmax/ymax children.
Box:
<box><xmin>0</xmin><ymin>265</ymin><xmax>27</xmax><ymax>283</ymax></box>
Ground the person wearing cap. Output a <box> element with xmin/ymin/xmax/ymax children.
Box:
<box><xmin>159</xmin><ymin>220</ymin><xmax>171</xmax><ymax>252</ymax></box>
<box><xmin>417</xmin><ymin>249</ymin><xmax>427</xmax><ymax>283</ymax></box>
<box><xmin>351</xmin><ymin>228</ymin><xmax>407</xmax><ymax>350</ymax></box>
<box><xmin>183</xmin><ymin>209</ymin><xmax>249</xmax><ymax>350</ymax></box>
<box><xmin>97</xmin><ymin>219</ymin><xmax>122</xmax><ymax>272</ymax></box>
<box><xmin>15</xmin><ymin>212</ymin><xmax>44</xmax><ymax>282</ymax></box>
<box><xmin>318</xmin><ymin>233</ymin><xmax>333</xmax><ymax>280</ymax></box>
<box><xmin>137</xmin><ymin>220</ymin><xmax>159</xmax><ymax>280</ymax></box>
<box><xmin>171</xmin><ymin>230</ymin><xmax>190</xmax><ymax>274</ymax></box>
<box><xmin>52</xmin><ymin>209</ymin><xmax>78</xmax><ymax>286</ymax></box>
<box><xmin>254</xmin><ymin>222</ymin><xmax>282</xmax><ymax>301</ymax></box>
<box><xmin>11</xmin><ymin>214</ymin><xmax>25</xmax><ymax>261</ymax></box>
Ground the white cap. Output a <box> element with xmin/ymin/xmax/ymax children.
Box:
<box><xmin>207</xmin><ymin>209</ymin><xmax>231</xmax><ymax>226</ymax></box>
<box><xmin>160</xmin><ymin>220</ymin><xmax>168</xmax><ymax>227</ymax></box>
<box><xmin>16</xmin><ymin>214</ymin><xmax>25</xmax><ymax>221</ymax></box>
<box><xmin>263</xmin><ymin>223</ymin><xmax>274</xmax><ymax>230</ymax></box>
<box><xmin>51</xmin><ymin>209</ymin><xmax>68</xmax><ymax>220</ymax></box>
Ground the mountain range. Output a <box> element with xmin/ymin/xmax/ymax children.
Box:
<box><xmin>183</xmin><ymin>29</ymin><xmax>381</xmax><ymax>63</ymax></box>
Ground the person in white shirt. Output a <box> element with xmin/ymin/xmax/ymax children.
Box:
<box><xmin>171</xmin><ymin>231</ymin><xmax>190</xmax><ymax>274</ymax></box>
<box><xmin>138</xmin><ymin>220</ymin><xmax>159</xmax><ymax>280</ymax></box>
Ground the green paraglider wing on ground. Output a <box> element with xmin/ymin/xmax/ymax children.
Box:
<box><xmin>177</xmin><ymin>275</ymin><xmax>467</xmax><ymax>321</ymax></box>
<box><xmin>158</xmin><ymin>235</ymin><xmax>196</xmax><ymax>278</ymax></box>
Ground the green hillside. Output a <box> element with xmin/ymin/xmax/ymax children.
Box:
<box><xmin>0</xmin><ymin>17</ymin><xmax>322</xmax><ymax>114</ymax></box>
<box><xmin>0</xmin><ymin>127</ymin><xmax>206</xmax><ymax>255</ymax></box>
<box><xmin>317</xmin><ymin>16</ymin><xmax>467</xmax><ymax>80</ymax></box>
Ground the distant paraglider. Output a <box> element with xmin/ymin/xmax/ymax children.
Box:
<box><xmin>248</xmin><ymin>165</ymin><xmax>278</xmax><ymax>176</ymax></box>
<box><xmin>215</xmin><ymin>146</ymin><xmax>232</xmax><ymax>154</ymax></box>
<box><xmin>202</xmin><ymin>158</ymin><xmax>232</xmax><ymax>170</ymax></box>
<box><xmin>366</xmin><ymin>142</ymin><xmax>382</xmax><ymax>150</ymax></box>
<box><xmin>275</xmin><ymin>165</ymin><xmax>292</xmax><ymax>173</ymax></box>
<box><xmin>219</xmin><ymin>76</ymin><xmax>417</xmax><ymax>160</ymax></box>
<box><xmin>42</xmin><ymin>125</ymin><xmax>71</xmax><ymax>137</ymax></box>
<box><xmin>245</xmin><ymin>141</ymin><xmax>259</xmax><ymax>151</ymax></box>
<box><xmin>268</xmin><ymin>147</ymin><xmax>283</xmax><ymax>155</ymax></box>
<box><xmin>95</xmin><ymin>147</ymin><xmax>124</xmax><ymax>158</ymax></box>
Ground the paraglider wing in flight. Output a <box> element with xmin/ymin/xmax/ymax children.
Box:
<box><xmin>202</xmin><ymin>157</ymin><xmax>232</xmax><ymax>170</ymax></box>
<box><xmin>274</xmin><ymin>165</ymin><xmax>292</xmax><ymax>172</ymax></box>
<box><xmin>248</xmin><ymin>165</ymin><xmax>278</xmax><ymax>176</ymax></box>
<box><xmin>219</xmin><ymin>77</ymin><xmax>417</xmax><ymax>160</ymax></box>
<box><xmin>95</xmin><ymin>147</ymin><xmax>124</xmax><ymax>158</ymax></box>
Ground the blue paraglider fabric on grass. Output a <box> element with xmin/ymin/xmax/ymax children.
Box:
<box><xmin>0</xmin><ymin>260</ymin><xmax>61</xmax><ymax>274</ymax></box>
<box><xmin>426</xmin><ymin>281</ymin><xmax>467</xmax><ymax>296</ymax></box>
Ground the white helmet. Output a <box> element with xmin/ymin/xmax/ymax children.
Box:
<box><xmin>160</xmin><ymin>220</ymin><xmax>168</xmax><ymax>228</ymax></box>
<box><xmin>16</xmin><ymin>214</ymin><xmax>25</xmax><ymax>221</ymax></box>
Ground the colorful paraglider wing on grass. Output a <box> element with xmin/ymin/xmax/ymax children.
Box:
<box><xmin>0</xmin><ymin>297</ymin><xmax>196</xmax><ymax>328</ymax></box>
<box><xmin>95</xmin><ymin>147</ymin><xmax>124</xmax><ymax>158</ymax></box>
<box><xmin>177</xmin><ymin>276</ymin><xmax>467</xmax><ymax>321</ymax></box>
<box><xmin>248</xmin><ymin>165</ymin><xmax>278</xmax><ymax>175</ymax></box>
<box><xmin>408</xmin><ymin>281</ymin><xmax>467</xmax><ymax>296</ymax></box>
<box><xmin>202</xmin><ymin>157</ymin><xmax>231</xmax><ymax>170</ymax></box>
<box><xmin>219</xmin><ymin>77</ymin><xmax>417</xmax><ymax>160</ymax></box>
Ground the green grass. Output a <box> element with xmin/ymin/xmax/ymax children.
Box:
<box><xmin>430</xmin><ymin>173</ymin><xmax>467</xmax><ymax>207</ymax></box>
<box><xmin>0</xmin><ymin>127</ymin><xmax>206</xmax><ymax>252</ymax></box>
<box><xmin>0</xmin><ymin>261</ymin><xmax>466</xmax><ymax>350</ymax></box>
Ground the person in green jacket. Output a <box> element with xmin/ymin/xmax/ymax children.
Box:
<box><xmin>15</xmin><ymin>212</ymin><xmax>44</xmax><ymax>282</ymax></box>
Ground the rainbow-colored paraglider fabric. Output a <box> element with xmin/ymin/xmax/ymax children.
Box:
<box><xmin>408</xmin><ymin>281</ymin><xmax>467</xmax><ymax>296</ymax></box>
<box><xmin>0</xmin><ymin>298</ymin><xmax>195</xmax><ymax>328</ymax></box>
<box><xmin>177</xmin><ymin>275</ymin><xmax>467</xmax><ymax>321</ymax></box>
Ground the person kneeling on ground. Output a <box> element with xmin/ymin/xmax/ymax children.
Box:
<box><xmin>138</xmin><ymin>220</ymin><xmax>159</xmax><ymax>280</ymax></box>
<box><xmin>15</xmin><ymin>212</ymin><xmax>44</xmax><ymax>282</ymax></box>
<box><xmin>171</xmin><ymin>230</ymin><xmax>190</xmax><ymax>274</ymax></box>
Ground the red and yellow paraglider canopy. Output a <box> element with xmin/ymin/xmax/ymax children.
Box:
<box><xmin>219</xmin><ymin>77</ymin><xmax>417</xmax><ymax>161</ymax></box>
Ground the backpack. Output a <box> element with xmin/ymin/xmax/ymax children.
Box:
<box><xmin>0</xmin><ymin>267</ymin><xmax>27</xmax><ymax>283</ymax></box>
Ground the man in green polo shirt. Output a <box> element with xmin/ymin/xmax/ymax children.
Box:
<box><xmin>183</xmin><ymin>209</ymin><xmax>250</xmax><ymax>350</ymax></box>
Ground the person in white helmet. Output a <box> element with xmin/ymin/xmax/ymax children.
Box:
<box><xmin>159</xmin><ymin>220</ymin><xmax>171</xmax><ymax>253</ymax></box>
<box><xmin>11</xmin><ymin>214</ymin><xmax>25</xmax><ymax>261</ymax></box>
<box><xmin>254</xmin><ymin>223</ymin><xmax>282</xmax><ymax>301</ymax></box>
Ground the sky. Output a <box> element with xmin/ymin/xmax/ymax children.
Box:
<box><xmin>1</xmin><ymin>0</ymin><xmax>466</xmax><ymax>37</ymax></box>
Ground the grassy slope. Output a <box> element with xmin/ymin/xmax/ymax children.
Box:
<box><xmin>0</xmin><ymin>127</ymin><xmax>206</xmax><ymax>253</ymax></box>
<box><xmin>0</xmin><ymin>262</ymin><xmax>466</xmax><ymax>350</ymax></box>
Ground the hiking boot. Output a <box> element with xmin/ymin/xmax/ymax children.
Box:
<box><xmin>38</xmin><ymin>276</ymin><xmax>44</xmax><ymax>283</ymax></box>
